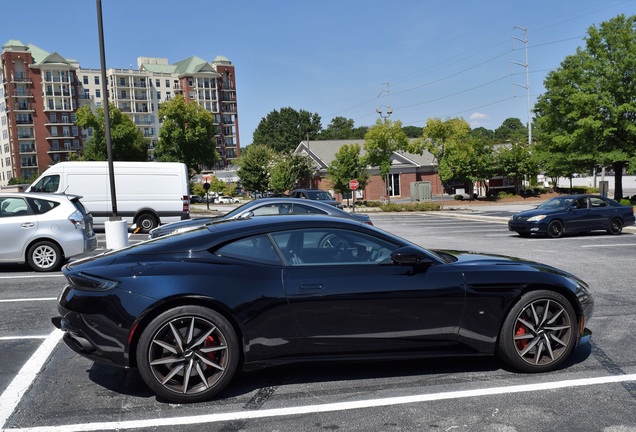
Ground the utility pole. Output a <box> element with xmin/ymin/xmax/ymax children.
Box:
<box><xmin>376</xmin><ymin>82</ymin><xmax>393</xmax><ymax>203</ymax></box>
<box><xmin>511</xmin><ymin>26</ymin><xmax>531</xmax><ymax>146</ymax></box>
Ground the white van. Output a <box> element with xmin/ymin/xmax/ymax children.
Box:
<box><xmin>27</xmin><ymin>161</ymin><xmax>190</xmax><ymax>232</ymax></box>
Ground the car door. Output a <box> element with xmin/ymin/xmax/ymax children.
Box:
<box><xmin>566</xmin><ymin>196</ymin><xmax>594</xmax><ymax>232</ymax></box>
<box><xmin>0</xmin><ymin>196</ymin><xmax>38</xmax><ymax>261</ymax></box>
<box><xmin>588</xmin><ymin>196</ymin><xmax>614</xmax><ymax>229</ymax></box>
<box><xmin>273</xmin><ymin>228</ymin><xmax>466</xmax><ymax>353</ymax></box>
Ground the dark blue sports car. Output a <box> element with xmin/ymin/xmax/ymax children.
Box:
<box><xmin>508</xmin><ymin>194</ymin><xmax>635</xmax><ymax>238</ymax></box>
<box><xmin>53</xmin><ymin>215</ymin><xmax>594</xmax><ymax>403</ymax></box>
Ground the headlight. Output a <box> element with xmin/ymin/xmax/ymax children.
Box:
<box><xmin>527</xmin><ymin>215</ymin><xmax>547</xmax><ymax>222</ymax></box>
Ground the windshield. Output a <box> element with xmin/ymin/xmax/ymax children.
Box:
<box><xmin>30</xmin><ymin>175</ymin><xmax>60</xmax><ymax>193</ymax></box>
<box><xmin>307</xmin><ymin>190</ymin><xmax>333</xmax><ymax>200</ymax></box>
<box><xmin>537</xmin><ymin>197</ymin><xmax>575</xmax><ymax>210</ymax></box>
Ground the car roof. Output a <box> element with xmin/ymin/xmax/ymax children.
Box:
<box><xmin>0</xmin><ymin>191</ymin><xmax>81</xmax><ymax>201</ymax></box>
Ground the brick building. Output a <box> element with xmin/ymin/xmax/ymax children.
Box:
<box><xmin>0</xmin><ymin>40</ymin><xmax>239</xmax><ymax>186</ymax></box>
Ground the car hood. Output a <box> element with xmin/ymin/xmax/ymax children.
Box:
<box><xmin>510</xmin><ymin>208</ymin><xmax>562</xmax><ymax>220</ymax></box>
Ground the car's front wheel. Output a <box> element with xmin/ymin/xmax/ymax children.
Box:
<box><xmin>27</xmin><ymin>240</ymin><xmax>63</xmax><ymax>272</ymax></box>
<box><xmin>547</xmin><ymin>220</ymin><xmax>564</xmax><ymax>238</ymax></box>
<box><xmin>136</xmin><ymin>213</ymin><xmax>158</xmax><ymax>233</ymax></box>
<box><xmin>497</xmin><ymin>290</ymin><xmax>577</xmax><ymax>373</ymax></box>
<box><xmin>607</xmin><ymin>218</ymin><xmax>623</xmax><ymax>235</ymax></box>
<box><xmin>136</xmin><ymin>306</ymin><xmax>239</xmax><ymax>403</ymax></box>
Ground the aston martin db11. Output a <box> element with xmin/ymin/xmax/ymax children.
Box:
<box><xmin>53</xmin><ymin>215</ymin><xmax>594</xmax><ymax>403</ymax></box>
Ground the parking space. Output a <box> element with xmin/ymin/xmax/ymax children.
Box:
<box><xmin>1</xmin><ymin>217</ymin><xmax>635</xmax><ymax>431</ymax></box>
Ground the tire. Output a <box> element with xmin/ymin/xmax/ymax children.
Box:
<box><xmin>547</xmin><ymin>220</ymin><xmax>564</xmax><ymax>238</ymax></box>
<box><xmin>497</xmin><ymin>290</ymin><xmax>577</xmax><ymax>373</ymax></box>
<box><xmin>607</xmin><ymin>218</ymin><xmax>623</xmax><ymax>235</ymax></box>
<box><xmin>27</xmin><ymin>240</ymin><xmax>63</xmax><ymax>272</ymax></box>
<box><xmin>136</xmin><ymin>306</ymin><xmax>239</xmax><ymax>403</ymax></box>
<box><xmin>136</xmin><ymin>213</ymin><xmax>158</xmax><ymax>233</ymax></box>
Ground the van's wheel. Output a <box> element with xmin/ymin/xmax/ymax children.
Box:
<box><xmin>136</xmin><ymin>306</ymin><xmax>239</xmax><ymax>403</ymax></box>
<box><xmin>136</xmin><ymin>213</ymin><xmax>158</xmax><ymax>232</ymax></box>
<box><xmin>27</xmin><ymin>240</ymin><xmax>63</xmax><ymax>272</ymax></box>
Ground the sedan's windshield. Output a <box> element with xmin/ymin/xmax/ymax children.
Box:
<box><xmin>537</xmin><ymin>197</ymin><xmax>575</xmax><ymax>210</ymax></box>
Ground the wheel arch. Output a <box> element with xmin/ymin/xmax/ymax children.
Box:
<box><xmin>25</xmin><ymin>237</ymin><xmax>66</xmax><ymax>262</ymax></box>
<box><xmin>127</xmin><ymin>295</ymin><xmax>245</xmax><ymax>369</ymax></box>
<box><xmin>495</xmin><ymin>283</ymin><xmax>583</xmax><ymax>348</ymax></box>
<box><xmin>134</xmin><ymin>209</ymin><xmax>160</xmax><ymax>227</ymax></box>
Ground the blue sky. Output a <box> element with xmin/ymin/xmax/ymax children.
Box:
<box><xmin>3</xmin><ymin>1</ymin><xmax>636</xmax><ymax>145</ymax></box>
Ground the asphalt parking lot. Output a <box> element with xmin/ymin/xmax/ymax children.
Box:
<box><xmin>1</xmin><ymin>212</ymin><xmax>635</xmax><ymax>431</ymax></box>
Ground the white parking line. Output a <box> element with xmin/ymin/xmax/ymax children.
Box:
<box><xmin>2</xmin><ymin>330</ymin><xmax>635</xmax><ymax>432</ymax></box>
<box><xmin>581</xmin><ymin>244</ymin><xmax>636</xmax><ymax>248</ymax></box>
<box><xmin>0</xmin><ymin>330</ymin><xmax>62</xmax><ymax>429</ymax></box>
<box><xmin>0</xmin><ymin>275</ymin><xmax>64</xmax><ymax>279</ymax></box>
<box><xmin>0</xmin><ymin>336</ymin><xmax>48</xmax><ymax>341</ymax></box>
<box><xmin>0</xmin><ymin>298</ymin><xmax>56</xmax><ymax>303</ymax></box>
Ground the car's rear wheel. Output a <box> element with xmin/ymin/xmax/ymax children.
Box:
<box><xmin>136</xmin><ymin>213</ymin><xmax>158</xmax><ymax>233</ymax></box>
<box><xmin>607</xmin><ymin>218</ymin><xmax>623</xmax><ymax>235</ymax></box>
<box><xmin>547</xmin><ymin>220</ymin><xmax>564</xmax><ymax>238</ymax></box>
<box><xmin>27</xmin><ymin>240</ymin><xmax>63</xmax><ymax>272</ymax></box>
<box><xmin>136</xmin><ymin>306</ymin><xmax>239</xmax><ymax>403</ymax></box>
<box><xmin>497</xmin><ymin>290</ymin><xmax>577</xmax><ymax>373</ymax></box>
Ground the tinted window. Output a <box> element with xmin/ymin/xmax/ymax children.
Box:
<box><xmin>590</xmin><ymin>197</ymin><xmax>608</xmax><ymax>208</ymax></box>
<box><xmin>25</xmin><ymin>197</ymin><xmax>60</xmax><ymax>215</ymax></box>
<box><xmin>270</xmin><ymin>228</ymin><xmax>399</xmax><ymax>266</ymax></box>
<box><xmin>215</xmin><ymin>235</ymin><xmax>282</xmax><ymax>265</ymax></box>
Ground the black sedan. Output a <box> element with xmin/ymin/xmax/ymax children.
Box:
<box><xmin>149</xmin><ymin>197</ymin><xmax>373</xmax><ymax>238</ymax></box>
<box><xmin>52</xmin><ymin>215</ymin><xmax>594</xmax><ymax>403</ymax></box>
<box><xmin>508</xmin><ymin>194</ymin><xmax>635</xmax><ymax>238</ymax></box>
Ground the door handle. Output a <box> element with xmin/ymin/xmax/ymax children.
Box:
<box><xmin>20</xmin><ymin>223</ymin><xmax>35</xmax><ymax>228</ymax></box>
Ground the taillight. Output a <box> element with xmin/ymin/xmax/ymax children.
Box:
<box><xmin>183</xmin><ymin>195</ymin><xmax>190</xmax><ymax>213</ymax></box>
<box><xmin>68</xmin><ymin>210</ymin><xmax>86</xmax><ymax>229</ymax></box>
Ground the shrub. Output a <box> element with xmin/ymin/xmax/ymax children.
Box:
<box><xmin>379</xmin><ymin>202</ymin><xmax>441</xmax><ymax>212</ymax></box>
<box><xmin>454</xmin><ymin>194</ymin><xmax>464</xmax><ymax>200</ymax></box>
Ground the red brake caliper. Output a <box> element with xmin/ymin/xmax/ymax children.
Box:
<box><xmin>204</xmin><ymin>336</ymin><xmax>217</xmax><ymax>368</ymax></box>
<box><xmin>515</xmin><ymin>325</ymin><xmax>528</xmax><ymax>350</ymax></box>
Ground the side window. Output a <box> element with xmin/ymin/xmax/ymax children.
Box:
<box><xmin>30</xmin><ymin>175</ymin><xmax>60</xmax><ymax>193</ymax></box>
<box><xmin>270</xmin><ymin>228</ymin><xmax>400</xmax><ymax>266</ymax></box>
<box><xmin>250</xmin><ymin>204</ymin><xmax>286</xmax><ymax>216</ymax></box>
<box><xmin>292</xmin><ymin>204</ymin><xmax>326</xmax><ymax>215</ymax></box>
<box><xmin>26</xmin><ymin>198</ymin><xmax>59</xmax><ymax>215</ymax></box>
<box><xmin>0</xmin><ymin>197</ymin><xmax>30</xmax><ymax>217</ymax></box>
<box><xmin>590</xmin><ymin>197</ymin><xmax>607</xmax><ymax>208</ymax></box>
<box><xmin>214</xmin><ymin>235</ymin><xmax>281</xmax><ymax>265</ymax></box>
<box><xmin>573</xmin><ymin>197</ymin><xmax>587</xmax><ymax>209</ymax></box>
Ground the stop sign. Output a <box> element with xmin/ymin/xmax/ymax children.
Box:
<box><xmin>349</xmin><ymin>179</ymin><xmax>359</xmax><ymax>190</ymax></box>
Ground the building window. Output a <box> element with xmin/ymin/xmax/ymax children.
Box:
<box><xmin>96</xmin><ymin>89</ymin><xmax>101</xmax><ymax>98</ymax></box>
<box><xmin>94</xmin><ymin>76</ymin><xmax>100</xmax><ymax>85</ymax></box>
<box><xmin>166</xmin><ymin>79</ymin><xmax>170</xmax><ymax>87</ymax></box>
<box><xmin>155</xmin><ymin>79</ymin><xmax>160</xmax><ymax>87</ymax></box>
<box><xmin>387</xmin><ymin>174</ymin><xmax>401</xmax><ymax>197</ymax></box>
<box><xmin>83</xmin><ymin>76</ymin><xmax>89</xmax><ymax>84</ymax></box>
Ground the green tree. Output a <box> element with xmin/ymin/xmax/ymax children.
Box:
<box><xmin>253</xmin><ymin>107</ymin><xmax>322</xmax><ymax>153</ymax></box>
<box><xmin>155</xmin><ymin>94</ymin><xmax>219</xmax><ymax>173</ymax></box>
<box><xmin>364</xmin><ymin>118</ymin><xmax>409</xmax><ymax>202</ymax></box>
<box><xmin>494</xmin><ymin>118</ymin><xmax>528</xmax><ymax>143</ymax></box>
<box><xmin>494</xmin><ymin>142</ymin><xmax>538</xmax><ymax>193</ymax></box>
<box><xmin>236</xmin><ymin>144</ymin><xmax>276</xmax><ymax>193</ymax></box>
<box><xmin>534</xmin><ymin>14</ymin><xmax>636</xmax><ymax>200</ymax></box>
<box><xmin>269</xmin><ymin>153</ymin><xmax>312</xmax><ymax>192</ymax></box>
<box><xmin>319</xmin><ymin>116</ymin><xmax>356</xmax><ymax>140</ymax></box>
<box><xmin>469</xmin><ymin>127</ymin><xmax>496</xmax><ymax>143</ymax></box>
<box><xmin>75</xmin><ymin>103</ymin><xmax>147</xmax><ymax>161</ymax></box>
<box><xmin>402</xmin><ymin>126</ymin><xmax>423</xmax><ymax>138</ymax></box>
<box><xmin>327</xmin><ymin>143</ymin><xmax>369</xmax><ymax>195</ymax></box>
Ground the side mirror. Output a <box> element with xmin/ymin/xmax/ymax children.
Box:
<box><xmin>391</xmin><ymin>246</ymin><xmax>433</xmax><ymax>266</ymax></box>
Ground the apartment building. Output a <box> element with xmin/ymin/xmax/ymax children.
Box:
<box><xmin>0</xmin><ymin>40</ymin><xmax>240</xmax><ymax>186</ymax></box>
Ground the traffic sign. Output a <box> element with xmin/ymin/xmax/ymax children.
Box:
<box><xmin>349</xmin><ymin>179</ymin><xmax>359</xmax><ymax>190</ymax></box>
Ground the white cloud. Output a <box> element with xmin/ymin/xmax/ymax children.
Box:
<box><xmin>469</xmin><ymin>112</ymin><xmax>489</xmax><ymax>128</ymax></box>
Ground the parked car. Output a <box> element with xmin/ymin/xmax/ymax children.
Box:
<box><xmin>148</xmin><ymin>197</ymin><xmax>373</xmax><ymax>238</ymax></box>
<box><xmin>53</xmin><ymin>215</ymin><xmax>593</xmax><ymax>403</ymax></box>
<box><xmin>0</xmin><ymin>192</ymin><xmax>97</xmax><ymax>271</ymax></box>
<box><xmin>508</xmin><ymin>194</ymin><xmax>635</xmax><ymax>238</ymax></box>
<box><xmin>289</xmin><ymin>188</ymin><xmax>343</xmax><ymax>208</ymax></box>
<box><xmin>189</xmin><ymin>195</ymin><xmax>204</xmax><ymax>204</ymax></box>
<box><xmin>217</xmin><ymin>196</ymin><xmax>240</xmax><ymax>204</ymax></box>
